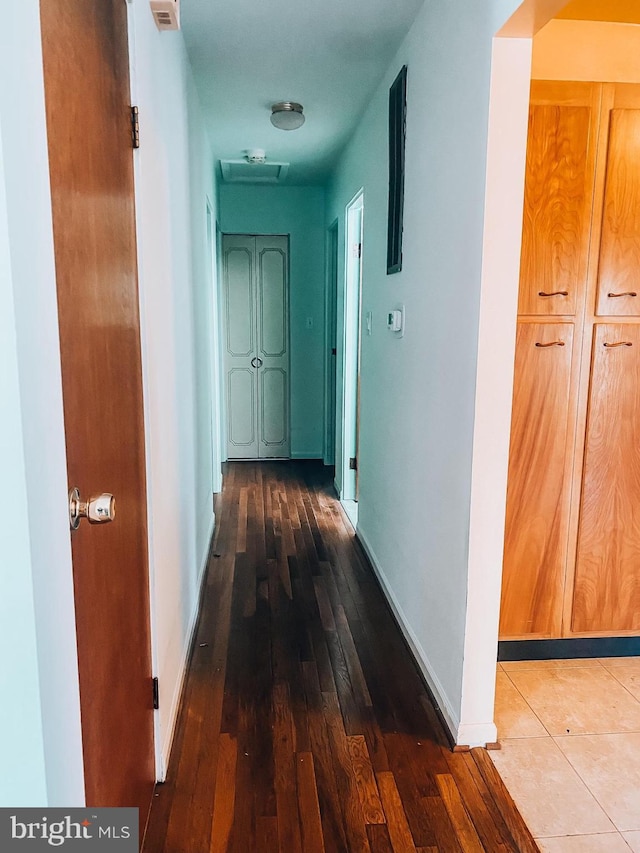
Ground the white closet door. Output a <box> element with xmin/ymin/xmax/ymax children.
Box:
<box><xmin>222</xmin><ymin>234</ymin><xmax>290</xmax><ymax>460</ymax></box>
<box><xmin>223</xmin><ymin>235</ymin><xmax>259</xmax><ymax>459</ymax></box>
<box><xmin>256</xmin><ymin>236</ymin><xmax>290</xmax><ymax>458</ymax></box>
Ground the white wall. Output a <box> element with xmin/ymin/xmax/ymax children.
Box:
<box><xmin>218</xmin><ymin>184</ymin><xmax>326</xmax><ymax>459</ymax></box>
<box><xmin>128</xmin><ymin>0</ymin><xmax>219</xmax><ymax>777</ymax></box>
<box><xmin>0</xmin><ymin>0</ymin><xmax>219</xmax><ymax>801</ymax></box>
<box><xmin>326</xmin><ymin>0</ymin><xmax>526</xmax><ymax>744</ymax></box>
<box><xmin>0</xmin><ymin>116</ymin><xmax>48</xmax><ymax>808</ymax></box>
<box><xmin>462</xmin><ymin>36</ymin><xmax>532</xmax><ymax>747</ymax></box>
<box><xmin>0</xmin><ymin>1</ymin><xmax>84</xmax><ymax>805</ymax></box>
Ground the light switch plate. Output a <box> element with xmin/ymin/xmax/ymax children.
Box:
<box><xmin>387</xmin><ymin>305</ymin><xmax>404</xmax><ymax>338</ymax></box>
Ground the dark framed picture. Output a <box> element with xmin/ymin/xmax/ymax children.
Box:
<box><xmin>387</xmin><ymin>65</ymin><xmax>407</xmax><ymax>275</ymax></box>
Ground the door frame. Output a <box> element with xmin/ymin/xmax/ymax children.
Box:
<box><xmin>206</xmin><ymin>201</ymin><xmax>223</xmax><ymax>491</ymax></box>
<box><xmin>340</xmin><ymin>191</ymin><xmax>364</xmax><ymax>518</ymax></box>
<box><xmin>220</xmin><ymin>232</ymin><xmax>291</xmax><ymax>460</ymax></box>
<box><xmin>324</xmin><ymin>219</ymin><xmax>339</xmax><ymax>466</ymax></box>
<box><xmin>460</xmin><ymin>2</ymin><xmax>569</xmax><ymax>746</ymax></box>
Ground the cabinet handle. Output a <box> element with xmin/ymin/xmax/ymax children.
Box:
<box><xmin>535</xmin><ymin>341</ymin><xmax>565</xmax><ymax>347</ymax></box>
<box><xmin>603</xmin><ymin>341</ymin><xmax>633</xmax><ymax>348</ymax></box>
<box><xmin>607</xmin><ymin>291</ymin><xmax>637</xmax><ymax>298</ymax></box>
<box><xmin>250</xmin><ymin>357</ymin><xmax>264</xmax><ymax>368</ymax></box>
<box><xmin>538</xmin><ymin>290</ymin><xmax>569</xmax><ymax>297</ymax></box>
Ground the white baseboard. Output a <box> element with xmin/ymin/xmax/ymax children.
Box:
<box><xmin>356</xmin><ymin>526</ymin><xmax>461</xmax><ymax>744</ymax></box>
<box><xmin>157</xmin><ymin>512</ymin><xmax>215</xmax><ymax>780</ymax></box>
<box><xmin>457</xmin><ymin>721</ymin><xmax>498</xmax><ymax>747</ymax></box>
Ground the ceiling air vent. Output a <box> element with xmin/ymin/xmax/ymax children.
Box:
<box><xmin>150</xmin><ymin>0</ymin><xmax>180</xmax><ymax>31</ymax></box>
<box><xmin>220</xmin><ymin>160</ymin><xmax>290</xmax><ymax>184</ymax></box>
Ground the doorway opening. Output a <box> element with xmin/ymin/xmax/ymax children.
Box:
<box><xmin>206</xmin><ymin>202</ymin><xmax>223</xmax><ymax>491</ymax></box>
<box><xmin>459</xmin><ymin>1</ymin><xmax>571</xmax><ymax>747</ymax></box>
<box><xmin>340</xmin><ymin>191</ymin><xmax>364</xmax><ymax>527</ymax></box>
<box><xmin>488</xmin><ymin>14</ymin><xmax>640</xmax><ymax>840</ymax></box>
<box><xmin>324</xmin><ymin>220</ymin><xmax>338</xmax><ymax>467</ymax></box>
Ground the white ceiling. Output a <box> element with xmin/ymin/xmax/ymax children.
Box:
<box><xmin>181</xmin><ymin>0</ymin><xmax>424</xmax><ymax>185</ymax></box>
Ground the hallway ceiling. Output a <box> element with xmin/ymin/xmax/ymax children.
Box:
<box><xmin>181</xmin><ymin>0</ymin><xmax>424</xmax><ymax>185</ymax></box>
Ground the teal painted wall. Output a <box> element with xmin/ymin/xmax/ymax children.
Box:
<box><xmin>326</xmin><ymin>0</ymin><xmax>522</xmax><ymax>734</ymax></box>
<box><xmin>128</xmin><ymin>0</ymin><xmax>220</xmax><ymax>773</ymax></box>
<box><xmin>218</xmin><ymin>184</ymin><xmax>326</xmax><ymax>459</ymax></box>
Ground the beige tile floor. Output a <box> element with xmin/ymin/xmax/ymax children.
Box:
<box><xmin>491</xmin><ymin>658</ymin><xmax>640</xmax><ymax>852</ymax></box>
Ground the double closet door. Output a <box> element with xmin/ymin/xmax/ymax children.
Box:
<box><xmin>222</xmin><ymin>234</ymin><xmax>290</xmax><ymax>459</ymax></box>
<box><xmin>500</xmin><ymin>81</ymin><xmax>640</xmax><ymax>640</ymax></box>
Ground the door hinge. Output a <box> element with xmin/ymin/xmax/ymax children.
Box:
<box><xmin>349</xmin><ymin>456</ymin><xmax>358</xmax><ymax>471</ymax></box>
<box><xmin>131</xmin><ymin>106</ymin><xmax>140</xmax><ymax>149</ymax></box>
<box><xmin>352</xmin><ymin>243</ymin><xmax>362</xmax><ymax>259</ymax></box>
<box><xmin>152</xmin><ymin>676</ymin><xmax>159</xmax><ymax>710</ymax></box>
<box><xmin>331</xmin><ymin>347</ymin><xmax>337</xmax><ymax>356</ymax></box>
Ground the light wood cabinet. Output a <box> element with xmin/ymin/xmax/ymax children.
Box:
<box><xmin>573</xmin><ymin>325</ymin><xmax>640</xmax><ymax>633</ymax></box>
<box><xmin>500</xmin><ymin>82</ymin><xmax>640</xmax><ymax>640</ymax></box>
<box><xmin>517</xmin><ymin>83</ymin><xmax>598</xmax><ymax>318</ymax></box>
<box><xmin>595</xmin><ymin>88</ymin><xmax>640</xmax><ymax>317</ymax></box>
<box><xmin>500</xmin><ymin>323</ymin><xmax>575</xmax><ymax>638</ymax></box>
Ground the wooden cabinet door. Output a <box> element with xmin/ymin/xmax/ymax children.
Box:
<box><xmin>595</xmin><ymin>86</ymin><xmax>640</xmax><ymax>317</ymax></box>
<box><xmin>500</xmin><ymin>323</ymin><xmax>576</xmax><ymax>639</ymax></box>
<box><xmin>518</xmin><ymin>82</ymin><xmax>599</xmax><ymax>317</ymax></box>
<box><xmin>572</xmin><ymin>324</ymin><xmax>640</xmax><ymax>633</ymax></box>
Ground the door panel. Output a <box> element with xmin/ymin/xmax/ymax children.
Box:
<box><xmin>227</xmin><ymin>368</ymin><xmax>258</xmax><ymax>454</ymax></box>
<box><xmin>256</xmin><ymin>236</ymin><xmax>290</xmax><ymax>458</ymax></box>
<box><xmin>259</xmin><ymin>246</ymin><xmax>287</xmax><ymax>357</ymax></box>
<box><xmin>223</xmin><ymin>235</ymin><xmax>258</xmax><ymax>459</ymax></box>
<box><xmin>40</xmin><ymin>0</ymin><xmax>154</xmax><ymax>814</ymax></box>
<box><xmin>596</xmin><ymin>106</ymin><xmax>640</xmax><ymax>316</ymax></box>
<box><xmin>518</xmin><ymin>83</ymin><xmax>598</xmax><ymax>317</ymax></box>
<box><xmin>500</xmin><ymin>322</ymin><xmax>575</xmax><ymax>639</ymax></box>
<box><xmin>225</xmin><ymin>246</ymin><xmax>254</xmax><ymax>355</ymax></box>
<box><xmin>260</xmin><ymin>368</ymin><xmax>288</xmax><ymax>453</ymax></box>
<box><xmin>572</xmin><ymin>324</ymin><xmax>640</xmax><ymax>633</ymax></box>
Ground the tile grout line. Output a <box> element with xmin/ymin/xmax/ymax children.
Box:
<box><xmin>551</xmin><ymin>733</ymin><xmax>629</xmax><ymax>835</ymax></box>
<box><xmin>499</xmin><ymin>668</ymin><xmax>554</xmax><ymax>738</ymax></box>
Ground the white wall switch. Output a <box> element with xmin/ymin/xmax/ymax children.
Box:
<box><xmin>387</xmin><ymin>305</ymin><xmax>404</xmax><ymax>337</ymax></box>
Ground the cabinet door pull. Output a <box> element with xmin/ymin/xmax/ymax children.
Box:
<box><xmin>535</xmin><ymin>341</ymin><xmax>565</xmax><ymax>347</ymax></box>
<box><xmin>538</xmin><ymin>290</ymin><xmax>569</xmax><ymax>297</ymax></box>
<box><xmin>607</xmin><ymin>291</ymin><xmax>637</xmax><ymax>298</ymax></box>
<box><xmin>603</xmin><ymin>341</ymin><xmax>633</xmax><ymax>348</ymax></box>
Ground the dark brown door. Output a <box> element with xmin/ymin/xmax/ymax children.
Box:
<box><xmin>40</xmin><ymin>0</ymin><xmax>155</xmax><ymax>817</ymax></box>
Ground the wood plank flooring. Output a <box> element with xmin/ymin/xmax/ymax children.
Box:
<box><xmin>143</xmin><ymin>461</ymin><xmax>538</xmax><ymax>852</ymax></box>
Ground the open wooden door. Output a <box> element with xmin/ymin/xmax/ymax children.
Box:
<box><xmin>40</xmin><ymin>0</ymin><xmax>155</xmax><ymax>820</ymax></box>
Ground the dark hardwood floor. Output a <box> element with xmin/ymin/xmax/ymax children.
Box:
<box><xmin>143</xmin><ymin>461</ymin><xmax>537</xmax><ymax>852</ymax></box>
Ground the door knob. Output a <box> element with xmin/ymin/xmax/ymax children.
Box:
<box><xmin>69</xmin><ymin>487</ymin><xmax>116</xmax><ymax>530</ymax></box>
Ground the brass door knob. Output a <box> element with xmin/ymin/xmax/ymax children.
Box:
<box><xmin>69</xmin><ymin>488</ymin><xmax>116</xmax><ymax>530</ymax></box>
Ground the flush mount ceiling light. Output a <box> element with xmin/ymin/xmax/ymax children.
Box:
<box><xmin>270</xmin><ymin>102</ymin><xmax>305</xmax><ymax>131</ymax></box>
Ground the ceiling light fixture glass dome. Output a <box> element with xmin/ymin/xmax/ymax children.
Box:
<box><xmin>270</xmin><ymin>102</ymin><xmax>305</xmax><ymax>131</ymax></box>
